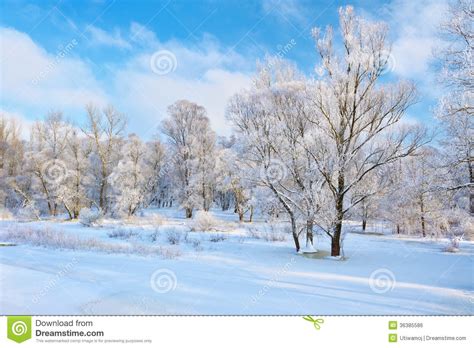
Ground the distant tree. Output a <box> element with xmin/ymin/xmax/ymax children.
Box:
<box><xmin>437</xmin><ymin>0</ymin><xmax>473</xmax><ymax>214</ymax></box>
<box><xmin>161</xmin><ymin>100</ymin><xmax>216</xmax><ymax>218</ymax></box>
<box><xmin>82</xmin><ymin>104</ymin><xmax>126</xmax><ymax>213</ymax></box>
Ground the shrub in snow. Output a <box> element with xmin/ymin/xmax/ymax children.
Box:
<box><xmin>79</xmin><ymin>208</ymin><xmax>103</xmax><ymax>227</ymax></box>
<box><xmin>237</xmin><ymin>235</ymin><xmax>247</xmax><ymax>244</ymax></box>
<box><xmin>15</xmin><ymin>203</ymin><xmax>40</xmax><ymax>222</ymax></box>
<box><xmin>166</xmin><ymin>228</ymin><xmax>181</xmax><ymax>245</ymax></box>
<box><xmin>149</xmin><ymin>229</ymin><xmax>160</xmax><ymax>242</ymax></box>
<box><xmin>0</xmin><ymin>208</ymin><xmax>13</xmax><ymax>220</ymax></box>
<box><xmin>444</xmin><ymin>235</ymin><xmax>462</xmax><ymax>253</ymax></box>
<box><xmin>191</xmin><ymin>211</ymin><xmax>219</xmax><ymax>232</ymax></box>
<box><xmin>108</xmin><ymin>228</ymin><xmax>139</xmax><ymax>240</ymax></box>
<box><xmin>246</xmin><ymin>227</ymin><xmax>262</xmax><ymax>239</ymax></box>
<box><xmin>462</xmin><ymin>219</ymin><xmax>474</xmax><ymax>241</ymax></box>
<box><xmin>159</xmin><ymin>246</ymin><xmax>182</xmax><ymax>259</ymax></box>
<box><xmin>147</xmin><ymin>213</ymin><xmax>164</xmax><ymax>226</ymax></box>
<box><xmin>0</xmin><ymin>226</ymin><xmax>179</xmax><ymax>258</ymax></box>
<box><xmin>183</xmin><ymin>231</ymin><xmax>190</xmax><ymax>243</ymax></box>
<box><xmin>191</xmin><ymin>239</ymin><xmax>202</xmax><ymax>251</ymax></box>
<box><xmin>246</xmin><ymin>225</ymin><xmax>287</xmax><ymax>242</ymax></box>
<box><xmin>209</xmin><ymin>233</ymin><xmax>226</xmax><ymax>242</ymax></box>
<box><xmin>262</xmin><ymin>230</ymin><xmax>287</xmax><ymax>242</ymax></box>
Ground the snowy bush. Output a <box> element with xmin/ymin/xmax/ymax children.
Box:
<box><xmin>0</xmin><ymin>226</ymin><xmax>179</xmax><ymax>258</ymax></box>
<box><xmin>15</xmin><ymin>203</ymin><xmax>39</xmax><ymax>222</ymax></box>
<box><xmin>166</xmin><ymin>228</ymin><xmax>181</xmax><ymax>245</ymax></box>
<box><xmin>183</xmin><ymin>231</ymin><xmax>190</xmax><ymax>243</ymax></box>
<box><xmin>79</xmin><ymin>208</ymin><xmax>103</xmax><ymax>227</ymax></box>
<box><xmin>209</xmin><ymin>233</ymin><xmax>226</xmax><ymax>242</ymax></box>
<box><xmin>262</xmin><ymin>230</ymin><xmax>287</xmax><ymax>242</ymax></box>
<box><xmin>246</xmin><ymin>227</ymin><xmax>262</xmax><ymax>239</ymax></box>
<box><xmin>462</xmin><ymin>219</ymin><xmax>474</xmax><ymax>241</ymax></box>
<box><xmin>246</xmin><ymin>225</ymin><xmax>287</xmax><ymax>242</ymax></box>
<box><xmin>0</xmin><ymin>208</ymin><xmax>13</xmax><ymax>220</ymax></box>
<box><xmin>444</xmin><ymin>235</ymin><xmax>462</xmax><ymax>253</ymax></box>
<box><xmin>147</xmin><ymin>213</ymin><xmax>164</xmax><ymax>226</ymax></box>
<box><xmin>149</xmin><ymin>229</ymin><xmax>160</xmax><ymax>242</ymax></box>
<box><xmin>108</xmin><ymin>228</ymin><xmax>139</xmax><ymax>240</ymax></box>
<box><xmin>237</xmin><ymin>235</ymin><xmax>247</xmax><ymax>244</ymax></box>
<box><xmin>191</xmin><ymin>239</ymin><xmax>202</xmax><ymax>251</ymax></box>
<box><xmin>159</xmin><ymin>246</ymin><xmax>182</xmax><ymax>259</ymax></box>
<box><xmin>191</xmin><ymin>211</ymin><xmax>219</xmax><ymax>231</ymax></box>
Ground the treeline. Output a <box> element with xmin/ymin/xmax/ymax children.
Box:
<box><xmin>0</xmin><ymin>5</ymin><xmax>471</xmax><ymax>256</ymax></box>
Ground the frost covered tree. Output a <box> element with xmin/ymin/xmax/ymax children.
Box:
<box><xmin>381</xmin><ymin>148</ymin><xmax>449</xmax><ymax>237</ymax></box>
<box><xmin>350</xmin><ymin>168</ymin><xmax>386</xmax><ymax>232</ymax></box>
<box><xmin>305</xmin><ymin>6</ymin><xmax>426</xmax><ymax>256</ymax></box>
<box><xmin>228</xmin><ymin>59</ymin><xmax>320</xmax><ymax>252</ymax></box>
<box><xmin>25</xmin><ymin>112</ymin><xmax>71</xmax><ymax>216</ymax></box>
<box><xmin>161</xmin><ymin>100</ymin><xmax>216</xmax><ymax>218</ymax></box>
<box><xmin>437</xmin><ymin>0</ymin><xmax>473</xmax><ymax>214</ymax></box>
<box><xmin>142</xmin><ymin>138</ymin><xmax>167</xmax><ymax>207</ymax></box>
<box><xmin>0</xmin><ymin>116</ymin><xmax>24</xmax><ymax>209</ymax></box>
<box><xmin>192</xmin><ymin>114</ymin><xmax>218</xmax><ymax>212</ymax></box>
<box><xmin>217</xmin><ymin>145</ymin><xmax>254</xmax><ymax>222</ymax></box>
<box><xmin>110</xmin><ymin>134</ymin><xmax>149</xmax><ymax>217</ymax></box>
<box><xmin>61</xmin><ymin>129</ymin><xmax>89</xmax><ymax>219</ymax></box>
<box><xmin>82</xmin><ymin>104</ymin><xmax>126</xmax><ymax>213</ymax></box>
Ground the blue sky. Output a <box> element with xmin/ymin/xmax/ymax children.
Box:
<box><xmin>0</xmin><ymin>0</ymin><xmax>449</xmax><ymax>137</ymax></box>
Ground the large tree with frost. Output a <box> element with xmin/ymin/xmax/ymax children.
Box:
<box><xmin>437</xmin><ymin>0</ymin><xmax>473</xmax><ymax>214</ymax></box>
<box><xmin>161</xmin><ymin>100</ymin><xmax>216</xmax><ymax>218</ymax></box>
<box><xmin>306</xmin><ymin>6</ymin><xmax>426</xmax><ymax>256</ymax></box>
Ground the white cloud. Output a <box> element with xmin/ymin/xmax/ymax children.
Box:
<box><xmin>262</xmin><ymin>0</ymin><xmax>307</xmax><ymax>25</ymax></box>
<box><xmin>0</xmin><ymin>25</ymin><xmax>253</xmax><ymax>137</ymax></box>
<box><xmin>114</xmin><ymin>67</ymin><xmax>251</xmax><ymax>137</ymax></box>
<box><xmin>0</xmin><ymin>27</ymin><xmax>108</xmax><ymax>112</ymax></box>
<box><xmin>85</xmin><ymin>25</ymin><xmax>132</xmax><ymax>49</ymax></box>
<box><xmin>384</xmin><ymin>0</ymin><xmax>448</xmax><ymax>81</ymax></box>
<box><xmin>113</xmin><ymin>33</ymin><xmax>252</xmax><ymax>136</ymax></box>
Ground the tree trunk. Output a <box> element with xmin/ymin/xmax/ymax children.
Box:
<box><xmin>306</xmin><ymin>219</ymin><xmax>314</xmax><ymax>247</ymax></box>
<box><xmin>290</xmin><ymin>214</ymin><xmax>300</xmax><ymax>253</ymax></box>
<box><xmin>331</xmin><ymin>236</ymin><xmax>340</xmax><ymax>256</ymax></box>
<box><xmin>469</xmin><ymin>156</ymin><xmax>473</xmax><ymax>215</ymax></box>
<box><xmin>64</xmin><ymin>204</ymin><xmax>73</xmax><ymax>220</ymax></box>
<box><xmin>249</xmin><ymin>206</ymin><xmax>254</xmax><ymax>222</ymax></box>
<box><xmin>470</xmin><ymin>190</ymin><xmax>474</xmax><ymax>216</ymax></box>
<box><xmin>238</xmin><ymin>211</ymin><xmax>244</xmax><ymax>222</ymax></box>
<box><xmin>420</xmin><ymin>195</ymin><xmax>426</xmax><ymax>237</ymax></box>
<box><xmin>185</xmin><ymin>208</ymin><xmax>193</xmax><ymax>218</ymax></box>
<box><xmin>331</xmin><ymin>174</ymin><xmax>345</xmax><ymax>256</ymax></box>
<box><xmin>331</xmin><ymin>221</ymin><xmax>342</xmax><ymax>256</ymax></box>
<box><xmin>396</xmin><ymin>224</ymin><xmax>400</xmax><ymax>234</ymax></box>
<box><xmin>362</xmin><ymin>219</ymin><xmax>367</xmax><ymax>232</ymax></box>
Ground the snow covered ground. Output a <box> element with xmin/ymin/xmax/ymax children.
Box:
<box><xmin>0</xmin><ymin>209</ymin><xmax>473</xmax><ymax>315</ymax></box>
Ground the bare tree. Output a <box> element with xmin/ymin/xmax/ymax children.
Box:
<box><xmin>82</xmin><ymin>104</ymin><xmax>126</xmax><ymax>213</ymax></box>
<box><xmin>161</xmin><ymin>100</ymin><xmax>215</xmax><ymax>218</ymax></box>
<box><xmin>437</xmin><ymin>0</ymin><xmax>473</xmax><ymax>214</ymax></box>
<box><xmin>306</xmin><ymin>6</ymin><xmax>427</xmax><ymax>256</ymax></box>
